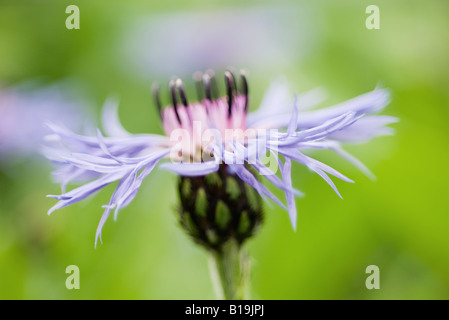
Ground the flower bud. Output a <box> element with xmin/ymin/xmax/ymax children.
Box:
<box><xmin>178</xmin><ymin>164</ymin><xmax>263</xmax><ymax>251</ymax></box>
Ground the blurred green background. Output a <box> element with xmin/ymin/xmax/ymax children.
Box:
<box><xmin>0</xmin><ymin>0</ymin><xmax>448</xmax><ymax>299</ymax></box>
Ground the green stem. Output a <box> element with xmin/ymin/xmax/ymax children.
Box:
<box><xmin>208</xmin><ymin>239</ymin><xmax>250</xmax><ymax>300</ymax></box>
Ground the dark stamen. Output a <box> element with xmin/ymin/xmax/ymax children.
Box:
<box><xmin>206</xmin><ymin>69</ymin><xmax>219</xmax><ymax>99</ymax></box>
<box><xmin>226</xmin><ymin>68</ymin><xmax>238</xmax><ymax>91</ymax></box>
<box><xmin>176</xmin><ymin>78</ymin><xmax>193</xmax><ymax>123</ymax></box>
<box><xmin>151</xmin><ymin>82</ymin><xmax>162</xmax><ymax>119</ymax></box>
<box><xmin>224</xmin><ymin>71</ymin><xmax>234</xmax><ymax>117</ymax></box>
<box><xmin>193</xmin><ymin>71</ymin><xmax>204</xmax><ymax>101</ymax></box>
<box><xmin>203</xmin><ymin>73</ymin><xmax>212</xmax><ymax>101</ymax></box>
<box><xmin>176</xmin><ymin>78</ymin><xmax>189</xmax><ymax>107</ymax></box>
<box><xmin>169</xmin><ymin>79</ymin><xmax>181</xmax><ymax>124</ymax></box>
<box><xmin>240</xmin><ymin>71</ymin><xmax>249</xmax><ymax>112</ymax></box>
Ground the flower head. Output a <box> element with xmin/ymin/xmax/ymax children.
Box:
<box><xmin>44</xmin><ymin>70</ymin><xmax>397</xmax><ymax>247</ymax></box>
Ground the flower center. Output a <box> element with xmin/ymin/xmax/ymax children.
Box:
<box><xmin>153</xmin><ymin>70</ymin><xmax>249</xmax><ymax>139</ymax></box>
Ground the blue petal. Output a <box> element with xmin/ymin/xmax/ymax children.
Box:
<box><xmin>101</xmin><ymin>97</ymin><xmax>131</xmax><ymax>138</ymax></box>
<box><xmin>160</xmin><ymin>161</ymin><xmax>220</xmax><ymax>177</ymax></box>
<box><xmin>278</xmin><ymin>148</ymin><xmax>353</xmax><ymax>198</ymax></box>
<box><xmin>228</xmin><ymin>164</ymin><xmax>286</xmax><ymax>210</ymax></box>
<box><xmin>280</xmin><ymin>158</ymin><xmax>297</xmax><ymax>230</ymax></box>
<box><xmin>247</xmin><ymin>88</ymin><xmax>390</xmax><ymax>132</ymax></box>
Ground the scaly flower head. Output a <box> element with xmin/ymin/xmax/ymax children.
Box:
<box><xmin>44</xmin><ymin>70</ymin><xmax>397</xmax><ymax>248</ymax></box>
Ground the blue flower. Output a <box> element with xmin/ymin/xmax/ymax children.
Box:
<box><xmin>0</xmin><ymin>82</ymin><xmax>90</xmax><ymax>164</ymax></box>
<box><xmin>44</xmin><ymin>71</ymin><xmax>397</xmax><ymax>246</ymax></box>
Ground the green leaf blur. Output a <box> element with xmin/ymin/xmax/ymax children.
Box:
<box><xmin>0</xmin><ymin>0</ymin><xmax>448</xmax><ymax>299</ymax></box>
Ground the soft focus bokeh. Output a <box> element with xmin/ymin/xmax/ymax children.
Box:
<box><xmin>0</xmin><ymin>0</ymin><xmax>448</xmax><ymax>299</ymax></box>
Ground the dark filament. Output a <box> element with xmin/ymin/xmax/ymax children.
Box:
<box><xmin>151</xmin><ymin>82</ymin><xmax>162</xmax><ymax>119</ymax></box>
<box><xmin>203</xmin><ymin>73</ymin><xmax>212</xmax><ymax>101</ymax></box>
<box><xmin>193</xmin><ymin>71</ymin><xmax>204</xmax><ymax>101</ymax></box>
<box><xmin>169</xmin><ymin>79</ymin><xmax>181</xmax><ymax>123</ymax></box>
<box><xmin>224</xmin><ymin>71</ymin><xmax>234</xmax><ymax>117</ymax></box>
<box><xmin>176</xmin><ymin>78</ymin><xmax>189</xmax><ymax>107</ymax></box>
<box><xmin>226</xmin><ymin>68</ymin><xmax>238</xmax><ymax>91</ymax></box>
<box><xmin>240</xmin><ymin>71</ymin><xmax>249</xmax><ymax>111</ymax></box>
<box><xmin>176</xmin><ymin>78</ymin><xmax>193</xmax><ymax>123</ymax></box>
<box><xmin>206</xmin><ymin>69</ymin><xmax>220</xmax><ymax>99</ymax></box>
